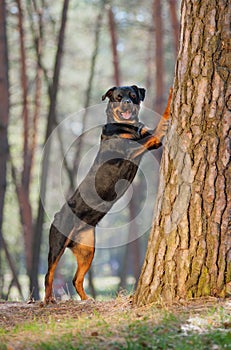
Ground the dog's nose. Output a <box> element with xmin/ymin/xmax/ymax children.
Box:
<box><xmin>122</xmin><ymin>98</ymin><xmax>132</xmax><ymax>104</ymax></box>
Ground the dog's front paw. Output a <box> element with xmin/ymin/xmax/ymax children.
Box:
<box><xmin>44</xmin><ymin>296</ymin><xmax>57</xmax><ymax>305</ymax></box>
<box><xmin>154</xmin><ymin>118</ymin><xmax>170</xmax><ymax>142</ymax></box>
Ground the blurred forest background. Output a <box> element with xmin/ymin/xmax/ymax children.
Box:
<box><xmin>0</xmin><ymin>0</ymin><xmax>180</xmax><ymax>301</ymax></box>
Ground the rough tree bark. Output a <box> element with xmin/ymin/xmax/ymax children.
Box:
<box><xmin>134</xmin><ymin>0</ymin><xmax>231</xmax><ymax>305</ymax></box>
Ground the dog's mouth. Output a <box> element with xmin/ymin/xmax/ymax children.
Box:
<box><xmin>108</xmin><ymin>102</ymin><xmax>139</xmax><ymax>123</ymax></box>
<box><xmin>120</xmin><ymin>111</ymin><xmax>132</xmax><ymax>120</ymax></box>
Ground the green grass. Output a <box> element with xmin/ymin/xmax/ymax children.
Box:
<box><xmin>0</xmin><ymin>298</ymin><xmax>231</xmax><ymax>349</ymax></box>
<box><xmin>123</xmin><ymin>321</ymin><xmax>231</xmax><ymax>350</ymax></box>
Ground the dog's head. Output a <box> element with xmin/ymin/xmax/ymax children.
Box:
<box><xmin>102</xmin><ymin>85</ymin><xmax>146</xmax><ymax>123</ymax></box>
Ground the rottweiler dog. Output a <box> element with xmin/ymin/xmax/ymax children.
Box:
<box><xmin>44</xmin><ymin>85</ymin><xmax>172</xmax><ymax>303</ymax></box>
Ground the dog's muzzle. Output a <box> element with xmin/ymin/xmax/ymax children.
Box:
<box><xmin>120</xmin><ymin>98</ymin><xmax>133</xmax><ymax>119</ymax></box>
<box><xmin>107</xmin><ymin>100</ymin><xmax>140</xmax><ymax>123</ymax></box>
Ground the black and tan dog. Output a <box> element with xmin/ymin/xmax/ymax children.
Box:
<box><xmin>44</xmin><ymin>85</ymin><xmax>172</xmax><ymax>303</ymax></box>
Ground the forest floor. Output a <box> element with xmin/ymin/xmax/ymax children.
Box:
<box><xmin>0</xmin><ymin>296</ymin><xmax>231</xmax><ymax>349</ymax></box>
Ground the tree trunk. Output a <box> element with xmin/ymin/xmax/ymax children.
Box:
<box><xmin>134</xmin><ymin>0</ymin><xmax>231</xmax><ymax>305</ymax></box>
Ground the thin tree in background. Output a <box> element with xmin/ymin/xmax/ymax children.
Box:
<box><xmin>145</xmin><ymin>26</ymin><xmax>154</xmax><ymax>94</ymax></box>
<box><xmin>0</xmin><ymin>0</ymin><xmax>23</xmax><ymax>298</ymax></box>
<box><xmin>31</xmin><ymin>0</ymin><xmax>70</xmax><ymax>299</ymax></box>
<box><xmin>69</xmin><ymin>1</ymin><xmax>107</xmax><ymax>299</ymax></box>
<box><xmin>11</xmin><ymin>0</ymin><xmax>34</xmax><ymax>276</ymax></box>
<box><xmin>9</xmin><ymin>0</ymin><xmax>43</xmax><ymax>294</ymax></box>
<box><xmin>107</xmin><ymin>5</ymin><xmax>136</xmax><ymax>290</ymax></box>
<box><xmin>169</xmin><ymin>0</ymin><xmax>180</xmax><ymax>60</ymax></box>
<box><xmin>152</xmin><ymin>0</ymin><xmax>166</xmax><ymax>164</ymax></box>
<box><xmin>107</xmin><ymin>8</ymin><xmax>144</xmax><ymax>290</ymax></box>
<box><xmin>108</xmin><ymin>5</ymin><xmax>120</xmax><ymax>86</ymax></box>
<box><xmin>119</xmin><ymin>178</ymin><xmax>145</xmax><ymax>290</ymax></box>
<box><xmin>0</xmin><ymin>0</ymin><xmax>9</xmax><ymax>266</ymax></box>
<box><xmin>134</xmin><ymin>0</ymin><xmax>231</xmax><ymax>305</ymax></box>
<box><xmin>71</xmin><ymin>2</ymin><xmax>105</xmax><ymax>184</ymax></box>
<box><xmin>8</xmin><ymin>0</ymin><xmax>45</xmax><ymax>299</ymax></box>
<box><xmin>153</xmin><ymin>0</ymin><xmax>164</xmax><ymax>113</ymax></box>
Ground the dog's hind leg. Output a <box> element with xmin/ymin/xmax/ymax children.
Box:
<box><xmin>71</xmin><ymin>227</ymin><xmax>95</xmax><ymax>300</ymax></box>
<box><xmin>44</xmin><ymin>224</ymin><xmax>69</xmax><ymax>304</ymax></box>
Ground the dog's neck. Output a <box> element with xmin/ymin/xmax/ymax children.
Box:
<box><xmin>102</xmin><ymin>122</ymin><xmax>146</xmax><ymax>140</ymax></box>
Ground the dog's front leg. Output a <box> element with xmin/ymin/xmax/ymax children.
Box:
<box><xmin>131</xmin><ymin>88</ymin><xmax>172</xmax><ymax>159</ymax></box>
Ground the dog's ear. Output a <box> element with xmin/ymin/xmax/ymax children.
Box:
<box><xmin>131</xmin><ymin>85</ymin><xmax>146</xmax><ymax>102</ymax></box>
<box><xmin>102</xmin><ymin>86</ymin><xmax>117</xmax><ymax>101</ymax></box>
<box><xmin>138</xmin><ymin>88</ymin><xmax>146</xmax><ymax>101</ymax></box>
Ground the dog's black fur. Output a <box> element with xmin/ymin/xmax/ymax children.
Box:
<box><xmin>44</xmin><ymin>85</ymin><xmax>172</xmax><ymax>303</ymax></box>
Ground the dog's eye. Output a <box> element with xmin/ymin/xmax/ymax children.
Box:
<box><xmin>130</xmin><ymin>93</ymin><xmax>137</xmax><ymax>100</ymax></box>
<box><xmin>117</xmin><ymin>94</ymin><xmax>123</xmax><ymax>101</ymax></box>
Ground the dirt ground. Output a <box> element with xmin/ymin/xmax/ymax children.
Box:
<box><xmin>0</xmin><ymin>298</ymin><xmax>127</xmax><ymax>330</ymax></box>
<box><xmin>1</xmin><ymin>296</ymin><xmax>231</xmax><ymax>331</ymax></box>
<box><xmin>1</xmin><ymin>296</ymin><xmax>231</xmax><ymax>350</ymax></box>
